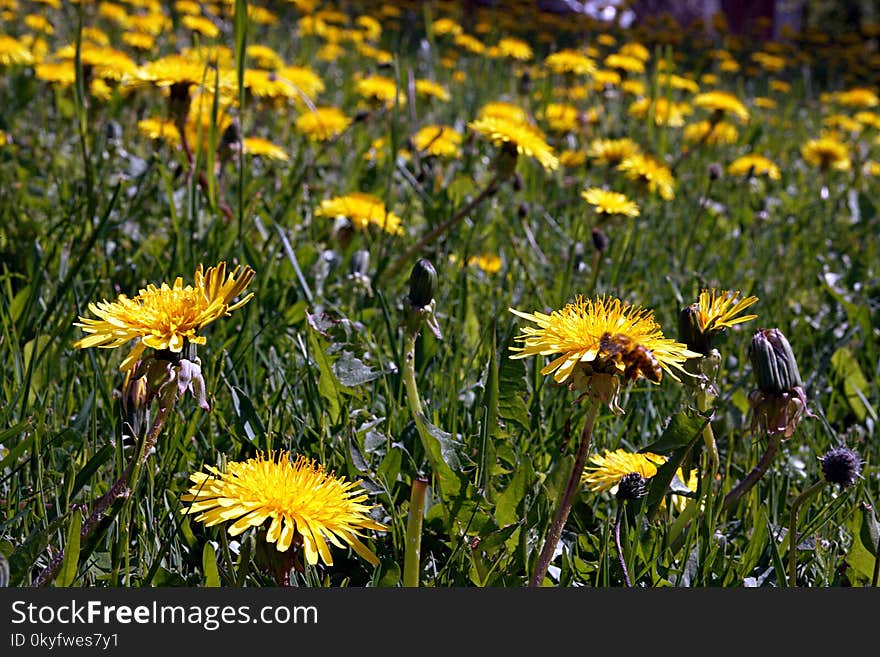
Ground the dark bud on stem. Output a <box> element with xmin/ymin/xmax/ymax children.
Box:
<box><xmin>591</xmin><ymin>227</ymin><xmax>609</xmax><ymax>253</ymax></box>
<box><xmin>820</xmin><ymin>447</ymin><xmax>862</xmax><ymax>487</ymax></box>
<box><xmin>616</xmin><ymin>472</ymin><xmax>648</xmax><ymax>501</ymax></box>
<box><xmin>408</xmin><ymin>259</ymin><xmax>437</xmax><ymax>310</ymax></box>
<box><xmin>749</xmin><ymin>328</ymin><xmax>803</xmax><ymax>394</ymax></box>
<box><xmin>708</xmin><ymin>162</ymin><xmax>722</xmax><ymax>181</ymax></box>
<box><xmin>746</xmin><ymin>328</ymin><xmax>812</xmax><ymax>438</ymax></box>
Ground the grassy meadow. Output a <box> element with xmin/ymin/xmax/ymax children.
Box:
<box><xmin>0</xmin><ymin>0</ymin><xmax>878</xmax><ymax>588</ymax></box>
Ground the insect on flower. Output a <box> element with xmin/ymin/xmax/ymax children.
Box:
<box><xmin>599</xmin><ymin>332</ymin><xmax>663</xmax><ymax>383</ymax></box>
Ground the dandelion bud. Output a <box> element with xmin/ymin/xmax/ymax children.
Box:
<box><xmin>221</xmin><ymin>120</ymin><xmax>241</xmax><ymax>148</ymax></box>
<box><xmin>820</xmin><ymin>447</ymin><xmax>862</xmax><ymax>487</ymax></box>
<box><xmin>494</xmin><ymin>142</ymin><xmax>519</xmax><ymax>181</ymax></box>
<box><xmin>747</xmin><ymin>328</ymin><xmax>813</xmax><ymax>438</ymax></box>
<box><xmin>591</xmin><ymin>227</ymin><xmax>609</xmax><ymax>253</ymax></box>
<box><xmin>518</xmin><ymin>202</ymin><xmax>530</xmax><ymax>219</ymax></box>
<box><xmin>104</xmin><ymin>120</ymin><xmax>122</xmax><ymax>146</ymax></box>
<box><xmin>517</xmin><ymin>70</ymin><xmax>533</xmax><ymax>96</ymax></box>
<box><xmin>408</xmin><ymin>259</ymin><xmax>437</xmax><ymax>309</ymax></box>
<box><xmin>749</xmin><ymin>328</ymin><xmax>802</xmax><ymax>394</ymax></box>
<box><xmin>708</xmin><ymin>162</ymin><xmax>722</xmax><ymax>180</ymax></box>
<box><xmin>616</xmin><ymin>472</ymin><xmax>648</xmax><ymax>500</ymax></box>
<box><xmin>679</xmin><ymin>303</ymin><xmax>709</xmax><ymax>354</ymax></box>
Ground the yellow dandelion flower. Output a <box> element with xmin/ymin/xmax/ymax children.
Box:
<box><xmin>801</xmin><ymin>136</ymin><xmax>850</xmax><ymax>171</ymax></box>
<box><xmin>592</xmin><ymin>69</ymin><xmax>622</xmax><ymax>89</ymax></box>
<box><xmin>863</xmin><ymin>160</ymin><xmax>880</xmax><ymax>177</ymax></box>
<box><xmin>628</xmin><ymin>97</ymin><xmax>690</xmax><ymax>127</ymax></box>
<box><xmin>695</xmin><ymin>289</ymin><xmax>759</xmax><ymax>333</ymax></box>
<box><xmin>542</xmin><ymin>102</ymin><xmax>580</xmax><ymax>133</ymax></box>
<box><xmin>751</xmin><ymin>51</ymin><xmax>786</xmax><ymax>73</ymax></box>
<box><xmin>619</xmin><ymin>42</ymin><xmax>650</xmax><ymax>61</ymax></box>
<box><xmin>122</xmin><ymin>32</ymin><xmax>156</xmax><ymax>51</ymax></box>
<box><xmin>355</xmin><ymin>74</ymin><xmax>405</xmax><ymax>108</ymax></box>
<box><xmin>497</xmin><ymin>37</ymin><xmax>533</xmax><ymax>61</ymax></box>
<box><xmin>559</xmin><ymin>150</ymin><xmax>587</xmax><ymax>168</ymax></box>
<box><xmin>246</xmin><ymin>44</ymin><xmax>284</xmax><ymax>70</ymax></box>
<box><xmin>356</xmin><ymin>15</ymin><xmax>382</xmax><ymax>42</ymax></box>
<box><xmin>315</xmin><ymin>193</ymin><xmax>404</xmax><ymax>236</ymax></box>
<box><xmin>693</xmin><ymin>90</ymin><xmax>750</xmax><ymax>123</ymax></box>
<box><xmin>182</xmin><ymin>451</ymin><xmax>386</xmax><ymax>566</ymax></box>
<box><xmin>411</xmin><ymin>125</ymin><xmax>462</xmax><ymax>158</ymax></box>
<box><xmin>432</xmin><ymin>17</ymin><xmax>463</xmax><ymax>37</ymax></box>
<box><xmin>587</xmin><ymin>137</ymin><xmax>641</xmax><ymax>166</ymax></box>
<box><xmin>294</xmin><ymin>106</ymin><xmax>351</xmax><ymax>142</ymax></box>
<box><xmin>658</xmin><ymin>73</ymin><xmax>700</xmax><ymax>94</ymax></box>
<box><xmin>138</xmin><ymin>117</ymin><xmax>182</xmax><ymax>146</ymax></box>
<box><xmin>833</xmin><ymin>87</ymin><xmax>879</xmax><ymax>108</ymax></box>
<box><xmin>478</xmin><ymin>101</ymin><xmax>530</xmax><ymax>125</ymax></box>
<box><xmin>243</xmin><ymin>137</ymin><xmax>288</xmax><ymax>161</ymax></box>
<box><xmin>618</xmin><ymin>154</ymin><xmax>676</xmax><ymax>200</ymax></box>
<box><xmin>854</xmin><ymin>111</ymin><xmax>880</xmax><ymax>129</ymax></box>
<box><xmin>454</xmin><ymin>33</ymin><xmax>485</xmax><ymax>55</ymax></box>
<box><xmin>753</xmin><ymin>97</ymin><xmax>777</xmax><ymax>110</ymax></box>
<box><xmin>182</xmin><ymin>14</ymin><xmax>220</xmax><ymax>38</ymax></box>
<box><xmin>509</xmin><ymin>295</ymin><xmax>699</xmax><ymax>386</ymax></box>
<box><xmin>769</xmin><ymin>79</ymin><xmax>791</xmax><ymax>94</ymax></box>
<box><xmin>34</xmin><ymin>61</ymin><xmax>76</xmax><ymax>85</ymax></box>
<box><xmin>683</xmin><ymin>120</ymin><xmax>739</xmax><ymax>145</ymax></box>
<box><xmin>468</xmin><ymin>116</ymin><xmax>559</xmax><ymax>171</ymax></box>
<box><xmin>727</xmin><ymin>154</ymin><xmax>781</xmax><ymax>180</ymax></box>
<box><xmin>604</xmin><ymin>53</ymin><xmax>645</xmax><ymax>74</ymax></box>
<box><xmin>74</xmin><ymin>262</ymin><xmax>255</xmax><ymax>371</ymax></box>
<box><xmin>544</xmin><ymin>49</ymin><xmax>596</xmax><ymax>75</ymax></box>
<box><xmin>823</xmin><ymin>114</ymin><xmax>862</xmax><ymax>133</ymax></box>
<box><xmin>276</xmin><ymin>65</ymin><xmax>326</xmax><ymax>103</ymax></box>
<box><xmin>1</xmin><ymin>35</ymin><xmax>35</xmax><ymax>66</ymax></box>
<box><xmin>582</xmin><ymin>449</ymin><xmax>666</xmax><ymax>493</ymax></box>
<box><xmin>467</xmin><ymin>253</ymin><xmax>503</xmax><ymax>274</ymax></box>
<box><xmin>581</xmin><ymin>188</ymin><xmax>640</xmax><ymax>218</ymax></box>
<box><xmin>415</xmin><ymin>78</ymin><xmax>451</xmax><ymax>102</ymax></box>
<box><xmin>24</xmin><ymin>14</ymin><xmax>53</xmax><ymax>34</ymax></box>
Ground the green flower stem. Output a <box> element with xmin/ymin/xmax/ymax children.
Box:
<box><xmin>613</xmin><ymin>501</ymin><xmax>632</xmax><ymax>587</ymax></box>
<box><xmin>587</xmin><ymin>248</ymin><xmax>602</xmax><ymax>299</ymax></box>
<box><xmin>697</xmin><ymin>389</ymin><xmax>719</xmax><ymax>474</ymax></box>
<box><xmin>401</xmin><ymin>329</ymin><xmax>440</xmax><ymax>478</ymax></box>
<box><xmin>722</xmin><ymin>433</ymin><xmax>783</xmax><ymax>513</ymax></box>
<box><xmin>379</xmin><ymin>172</ymin><xmax>504</xmax><ymax>287</ymax></box>
<box><xmin>529</xmin><ymin>402</ymin><xmax>600</xmax><ymax>587</ymax></box>
<box><xmin>33</xmin><ymin>383</ymin><xmax>178</xmax><ymax>587</ymax></box>
<box><xmin>403</xmin><ymin>476</ymin><xmax>429</xmax><ymax>588</ymax></box>
<box><xmin>787</xmin><ymin>479</ymin><xmax>825</xmax><ymax>587</ymax></box>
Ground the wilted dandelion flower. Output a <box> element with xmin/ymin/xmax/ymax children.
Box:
<box><xmin>581</xmin><ymin>188</ymin><xmax>640</xmax><ymax>218</ymax></box>
<box><xmin>182</xmin><ymin>451</ymin><xmax>386</xmax><ymax>566</ymax></box>
<box><xmin>74</xmin><ymin>263</ymin><xmax>255</xmax><ymax>371</ymax></box>
<box><xmin>727</xmin><ymin>153</ymin><xmax>781</xmax><ymax>180</ymax></box>
<box><xmin>315</xmin><ymin>192</ymin><xmax>404</xmax><ymax>235</ymax></box>
<box><xmin>294</xmin><ymin>106</ymin><xmax>351</xmax><ymax>141</ymax></box>
<box><xmin>800</xmin><ymin>136</ymin><xmax>850</xmax><ymax>171</ymax></box>
<box><xmin>468</xmin><ymin>116</ymin><xmax>559</xmax><ymax>171</ymax></box>
<box><xmin>618</xmin><ymin>154</ymin><xmax>676</xmax><ymax>200</ymax></box>
<box><xmin>510</xmin><ymin>296</ymin><xmax>698</xmax><ymax>409</ymax></box>
<box><xmin>582</xmin><ymin>449</ymin><xmax>666</xmax><ymax>492</ymax></box>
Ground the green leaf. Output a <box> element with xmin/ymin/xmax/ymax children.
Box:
<box><xmin>739</xmin><ymin>506</ymin><xmax>770</xmax><ymax>580</ymax></box>
<box><xmin>0</xmin><ymin>551</ymin><xmax>9</xmax><ymax>588</ymax></box>
<box><xmin>845</xmin><ymin>509</ymin><xmax>877</xmax><ymax>585</ymax></box>
<box><xmin>68</xmin><ymin>444</ymin><xmax>114</xmax><ymax>505</ymax></box>
<box><xmin>56</xmin><ymin>511</ymin><xmax>83</xmax><ymax>587</ymax></box>
<box><xmin>498</xmin><ymin>350</ymin><xmax>530</xmax><ymax>434</ymax></box>
<box><xmin>202</xmin><ymin>542</ymin><xmax>221</xmax><ymax>588</ymax></box>
<box><xmin>830</xmin><ymin>347</ymin><xmax>877</xmax><ymax>423</ymax></box>
<box><xmin>377</xmin><ymin>447</ymin><xmax>402</xmax><ymax>485</ymax></box>
<box><xmin>859</xmin><ymin>504</ymin><xmax>879</xmax><ymax>560</ymax></box>
<box><xmin>421</xmin><ymin>414</ymin><xmax>465</xmax><ymax>472</ymax></box>
<box><xmin>8</xmin><ymin>515</ymin><xmax>67</xmax><ymax>587</ymax></box>
<box><xmin>229</xmin><ymin>386</ymin><xmax>266</xmax><ymax>443</ymax></box>
<box><xmin>642</xmin><ymin>412</ymin><xmax>710</xmax><ymax>455</ymax></box>
<box><xmin>495</xmin><ymin>458</ymin><xmax>532</xmax><ymax>527</ymax></box>
<box><xmin>0</xmin><ymin>420</ymin><xmax>35</xmax><ymax>471</ymax></box>
<box><xmin>333</xmin><ymin>351</ymin><xmax>383</xmax><ymax>387</ymax></box>
<box><xmin>308</xmin><ymin>327</ymin><xmax>342</xmax><ymax>423</ymax></box>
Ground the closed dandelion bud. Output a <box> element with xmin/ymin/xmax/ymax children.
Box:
<box><xmin>750</xmin><ymin>328</ymin><xmax>802</xmax><ymax>394</ymax></box>
<box><xmin>518</xmin><ymin>202</ymin><xmax>530</xmax><ymax>219</ymax></box>
<box><xmin>747</xmin><ymin>328</ymin><xmax>812</xmax><ymax>438</ymax></box>
<box><xmin>408</xmin><ymin>258</ymin><xmax>437</xmax><ymax>309</ymax></box>
<box><xmin>820</xmin><ymin>447</ymin><xmax>862</xmax><ymax>487</ymax></box>
<box><xmin>679</xmin><ymin>303</ymin><xmax>709</xmax><ymax>354</ymax></box>
<box><xmin>708</xmin><ymin>162</ymin><xmax>722</xmax><ymax>180</ymax></box>
<box><xmin>616</xmin><ymin>472</ymin><xmax>648</xmax><ymax>501</ymax></box>
<box><xmin>221</xmin><ymin>120</ymin><xmax>241</xmax><ymax>148</ymax></box>
<box><xmin>512</xmin><ymin>172</ymin><xmax>523</xmax><ymax>192</ymax></box>
<box><xmin>517</xmin><ymin>70</ymin><xmax>533</xmax><ymax>95</ymax></box>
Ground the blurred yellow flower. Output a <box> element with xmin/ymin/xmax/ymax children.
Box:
<box><xmin>315</xmin><ymin>193</ymin><xmax>404</xmax><ymax>235</ymax></box>
<box><xmin>581</xmin><ymin>188</ymin><xmax>640</xmax><ymax>217</ymax></box>
<box><xmin>727</xmin><ymin>154</ymin><xmax>781</xmax><ymax>179</ymax></box>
